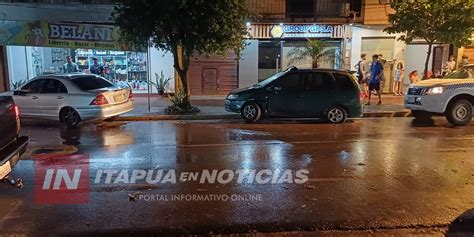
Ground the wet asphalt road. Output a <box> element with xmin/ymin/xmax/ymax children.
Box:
<box><xmin>1</xmin><ymin>118</ymin><xmax>474</xmax><ymax>236</ymax></box>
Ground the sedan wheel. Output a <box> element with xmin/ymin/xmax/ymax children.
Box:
<box><xmin>60</xmin><ymin>108</ymin><xmax>81</xmax><ymax>127</ymax></box>
<box><xmin>326</xmin><ymin>106</ymin><xmax>347</xmax><ymax>124</ymax></box>
<box><xmin>241</xmin><ymin>102</ymin><xmax>262</xmax><ymax>123</ymax></box>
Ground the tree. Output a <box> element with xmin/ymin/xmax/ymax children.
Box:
<box><xmin>287</xmin><ymin>39</ymin><xmax>342</xmax><ymax>69</ymax></box>
<box><xmin>113</xmin><ymin>0</ymin><xmax>251</xmax><ymax>106</ymax></box>
<box><xmin>384</xmin><ymin>0</ymin><xmax>474</xmax><ymax>79</ymax></box>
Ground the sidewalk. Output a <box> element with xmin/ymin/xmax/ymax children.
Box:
<box><xmin>117</xmin><ymin>94</ymin><xmax>409</xmax><ymax>121</ymax></box>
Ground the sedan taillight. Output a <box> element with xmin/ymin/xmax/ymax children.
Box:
<box><xmin>129</xmin><ymin>90</ymin><xmax>133</xmax><ymax>100</ymax></box>
<box><xmin>90</xmin><ymin>94</ymin><xmax>109</xmax><ymax>106</ymax></box>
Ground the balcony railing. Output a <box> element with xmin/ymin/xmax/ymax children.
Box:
<box><xmin>247</xmin><ymin>0</ymin><xmax>286</xmax><ymax>19</ymax></box>
<box><xmin>0</xmin><ymin>0</ymin><xmax>116</xmax><ymax>4</ymax></box>
<box><xmin>248</xmin><ymin>0</ymin><xmax>362</xmax><ymax>21</ymax></box>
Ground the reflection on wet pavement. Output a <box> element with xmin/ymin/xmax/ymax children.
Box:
<box><xmin>1</xmin><ymin>118</ymin><xmax>473</xmax><ymax>235</ymax></box>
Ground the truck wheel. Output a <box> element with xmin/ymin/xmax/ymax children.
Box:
<box><xmin>411</xmin><ymin>110</ymin><xmax>432</xmax><ymax>120</ymax></box>
<box><xmin>241</xmin><ymin>102</ymin><xmax>262</xmax><ymax>123</ymax></box>
<box><xmin>60</xmin><ymin>107</ymin><xmax>81</xmax><ymax>128</ymax></box>
<box><xmin>446</xmin><ymin>99</ymin><xmax>473</xmax><ymax>126</ymax></box>
<box><xmin>326</xmin><ymin>106</ymin><xmax>347</xmax><ymax>124</ymax></box>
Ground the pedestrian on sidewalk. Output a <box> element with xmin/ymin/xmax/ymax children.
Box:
<box><xmin>366</xmin><ymin>54</ymin><xmax>383</xmax><ymax>106</ymax></box>
<box><xmin>393</xmin><ymin>62</ymin><xmax>404</xmax><ymax>96</ymax></box>
<box><xmin>378</xmin><ymin>54</ymin><xmax>387</xmax><ymax>93</ymax></box>
<box><xmin>443</xmin><ymin>55</ymin><xmax>456</xmax><ymax>76</ymax></box>
<box><xmin>355</xmin><ymin>54</ymin><xmax>368</xmax><ymax>96</ymax></box>
<box><xmin>460</xmin><ymin>55</ymin><xmax>470</xmax><ymax>68</ymax></box>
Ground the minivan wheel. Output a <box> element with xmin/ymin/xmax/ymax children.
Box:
<box><xmin>241</xmin><ymin>102</ymin><xmax>262</xmax><ymax>123</ymax></box>
<box><xmin>446</xmin><ymin>99</ymin><xmax>473</xmax><ymax>126</ymax></box>
<box><xmin>60</xmin><ymin>107</ymin><xmax>81</xmax><ymax>127</ymax></box>
<box><xmin>326</xmin><ymin>106</ymin><xmax>347</xmax><ymax>124</ymax></box>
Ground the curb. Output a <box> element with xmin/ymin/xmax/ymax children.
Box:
<box><xmin>362</xmin><ymin>110</ymin><xmax>412</xmax><ymax>118</ymax></box>
<box><xmin>113</xmin><ymin>114</ymin><xmax>241</xmax><ymax>121</ymax></box>
<box><xmin>114</xmin><ymin>111</ymin><xmax>413</xmax><ymax>121</ymax></box>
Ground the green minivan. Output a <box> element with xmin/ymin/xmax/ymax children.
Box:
<box><xmin>225</xmin><ymin>67</ymin><xmax>363</xmax><ymax>123</ymax></box>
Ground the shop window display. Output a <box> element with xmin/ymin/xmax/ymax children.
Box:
<box><xmin>75</xmin><ymin>49</ymin><xmax>148</xmax><ymax>92</ymax></box>
<box><xmin>7</xmin><ymin>46</ymin><xmax>150</xmax><ymax>93</ymax></box>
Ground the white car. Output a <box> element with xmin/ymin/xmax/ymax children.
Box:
<box><xmin>405</xmin><ymin>65</ymin><xmax>474</xmax><ymax>126</ymax></box>
<box><xmin>2</xmin><ymin>74</ymin><xmax>134</xmax><ymax>127</ymax></box>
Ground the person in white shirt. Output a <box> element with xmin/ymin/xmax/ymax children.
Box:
<box><xmin>443</xmin><ymin>55</ymin><xmax>456</xmax><ymax>76</ymax></box>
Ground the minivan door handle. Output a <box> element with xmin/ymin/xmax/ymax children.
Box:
<box><xmin>32</xmin><ymin>96</ymin><xmax>39</xmax><ymax>100</ymax></box>
<box><xmin>57</xmin><ymin>96</ymin><xmax>64</xmax><ymax>99</ymax></box>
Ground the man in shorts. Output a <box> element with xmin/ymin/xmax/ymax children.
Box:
<box><xmin>367</xmin><ymin>54</ymin><xmax>383</xmax><ymax>105</ymax></box>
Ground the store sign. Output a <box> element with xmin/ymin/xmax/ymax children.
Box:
<box><xmin>271</xmin><ymin>24</ymin><xmax>334</xmax><ymax>38</ymax></box>
<box><xmin>0</xmin><ymin>20</ymin><xmax>125</xmax><ymax>50</ymax></box>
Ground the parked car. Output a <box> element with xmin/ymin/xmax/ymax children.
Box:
<box><xmin>405</xmin><ymin>64</ymin><xmax>474</xmax><ymax>126</ymax></box>
<box><xmin>0</xmin><ymin>96</ymin><xmax>28</xmax><ymax>187</ymax></box>
<box><xmin>2</xmin><ymin>74</ymin><xmax>134</xmax><ymax>127</ymax></box>
<box><xmin>225</xmin><ymin>67</ymin><xmax>363</xmax><ymax>123</ymax></box>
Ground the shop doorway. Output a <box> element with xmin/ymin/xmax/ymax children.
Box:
<box><xmin>361</xmin><ymin>37</ymin><xmax>395</xmax><ymax>93</ymax></box>
<box><xmin>202</xmin><ymin>67</ymin><xmax>219</xmax><ymax>94</ymax></box>
<box><xmin>258</xmin><ymin>41</ymin><xmax>281</xmax><ymax>82</ymax></box>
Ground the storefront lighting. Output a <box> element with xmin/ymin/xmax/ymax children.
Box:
<box><xmin>279</xmin><ymin>23</ymin><xmax>284</xmax><ymax>26</ymax></box>
<box><xmin>246</xmin><ymin>22</ymin><xmax>251</xmax><ymax>27</ymax></box>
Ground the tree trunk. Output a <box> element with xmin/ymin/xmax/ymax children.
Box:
<box><xmin>423</xmin><ymin>43</ymin><xmax>433</xmax><ymax>80</ymax></box>
<box><xmin>312</xmin><ymin>58</ymin><xmax>318</xmax><ymax>69</ymax></box>
<box><xmin>172</xmin><ymin>49</ymin><xmax>190</xmax><ymax>104</ymax></box>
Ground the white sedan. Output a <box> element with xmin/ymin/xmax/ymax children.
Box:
<box><xmin>2</xmin><ymin>74</ymin><xmax>134</xmax><ymax>127</ymax></box>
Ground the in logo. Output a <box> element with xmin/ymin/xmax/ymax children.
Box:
<box><xmin>34</xmin><ymin>154</ymin><xmax>89</xmax><ymax>205</ymax></box>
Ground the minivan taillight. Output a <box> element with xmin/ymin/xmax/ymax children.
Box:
<box><xmin>90</xmin><ymin>94</ymin><xmax>109</xmax><ymax>106</ymax></box>
<box><xmin>14</xmin><ymin>105</ymin><xmax>19</xmax><ymax>118</ymax></box>
<box><xmin>359</xmin><ymin>92</ymin><xmax>364</xmax><ymax>104</ymax></box>
<box><xmin>129</xmin><ymin>90</ymin><xmax>133</xmax><ymax>100</ymax></box>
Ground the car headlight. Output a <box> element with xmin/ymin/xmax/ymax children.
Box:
<box><xmin>227</xmin><ymin>94</ymin><xmax>239</xmax><ymax>100</ymax></box>
<box><xmin>425</xmin><ymin>86</ymin><xmax>444</xmax><ymax>95</ymax></box>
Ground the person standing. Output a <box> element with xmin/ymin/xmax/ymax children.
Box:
<box><xmin>63</xmin><ymin>56</ymin><xmax>80</xmax><ymax>73</ymax></box>
<box><xmin>393</xmin><ymin>62</ymin><xmax>404</xmax><ymax>96</ymax></box>
<box><xmin>90</xmin><ymin>57</ymin><xmax>104</xmax><ymax>76</ymax></box>
<box><xmin>356</xmin><ymin>54</ymin><xmax>368</xmax><ymax>95</ymax></box>
<box><xmin>378</xmin><ymin>54</ymin><xmax>387</xmax><ymax>93</ymax></box>
<box><xmin>443</xmin><ymin>55</ymin><xmax>456</xmax><ymax>76</ymax></box>
<box><xmin>460</xmin><ymin>55</ymin><xmax>470</xmax><ymax>68</ymax></box>
<box><xmin>366</xmin><ymin>54</ymin><xmax>383</xmax><ymax>106</ymax></box>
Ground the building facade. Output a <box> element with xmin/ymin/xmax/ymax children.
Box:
<box><xmin>0</xmin><ymin>0</ymin><xmax>469</xmax><ymax>97</ymax></box>
<box><xmin>0</xmin><ymin>0</ymin><xmax>175</xmax><ymax>95</ymax></box>
<box><xmin>239</xmin><ymin>0</ymin><xmax>362</xmax><ymax>88</ymax></box>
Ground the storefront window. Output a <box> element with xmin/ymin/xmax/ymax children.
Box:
<box><xmin>258</xmin><ymin>41</ymin><xmax>281</xmax><ymax>81</ymax></box>
<box><xmin>7</xmin><ymin>46</ymin><xmax>149</xmax><ymax>93</ymax></box>
<box><xmin>75</xmin><ymin>49</ymin><xmax>148</xmax><ymax>92</ymax></box>
<box><xmin>282</xmin><ymin>40</ymin><xmax>342</xmax><ymax>70</ymax></box>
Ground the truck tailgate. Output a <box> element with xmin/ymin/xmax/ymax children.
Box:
<box><xmin>0</xmin><ymin>96</ymin><xmax>19</xmax><ymax>151</ymax></box>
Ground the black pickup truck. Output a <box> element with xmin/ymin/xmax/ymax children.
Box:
<box><xmin>0</xmin><ymin>96</ymin><xmax>28</xmax><ymax>187</ymax></box>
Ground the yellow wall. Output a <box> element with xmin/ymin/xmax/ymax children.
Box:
<box><xmin>363</xmin><ymin>0</ymin><xmax>394</xmax><ymax>25</ymax></box>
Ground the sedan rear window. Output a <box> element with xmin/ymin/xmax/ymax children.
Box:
<box><xmin>70</xmin><ymin>76</ymin><xmax>114</xmax><ymax>91</ymax></box>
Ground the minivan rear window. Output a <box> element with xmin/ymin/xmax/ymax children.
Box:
<box><xmin>334</xmin><ymin>73</ymin><xmax>357</xmax><ymax>90</ymax></box>
<box><xmin>71</xmin><ymin>76</ymin><xmax>114</xmax><ymax>91</ymax></box>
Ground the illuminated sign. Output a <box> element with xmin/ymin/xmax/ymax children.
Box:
<box><xmin>271</xmin><ymin>24</ymin><xmax>335</xmax><ymax>39</ymax></box>
<box><xmin>0</xmin><ymin>20</ymin><xmax>126</xmax><ymax>50</ymax></box>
